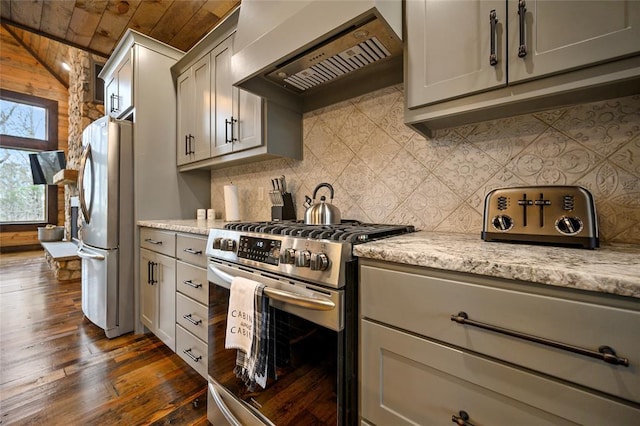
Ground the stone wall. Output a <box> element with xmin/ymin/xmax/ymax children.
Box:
<box><xmin>65</xmin><ymin>49</ymin><xmax>105</xmax><ymax>239</ymax></box>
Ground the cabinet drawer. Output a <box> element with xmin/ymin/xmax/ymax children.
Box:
<box><xmin>140</xmin><ymin>228</ymin><xmax>175</xmax><ymax>257</ymax></box>
<box><xmin>176</xmin><ymin>325</ymin><xmax>207</xmax><ymax>379</ymax></box>
<box><xmin>361</xmin><ymin>320</ymin><xmax>640</xmax><ymax>426</ymax></box>
<box><xmin>360</xmin><ymin>263</ymin><xmax>640</xmax><ymax>404</ymax></box>
<box><xmin>176</xmin><ymin>292</ymin><xmax>208</xmax><ymax>342</ymax></box>
<box><xmin>176</xmin><ymin>261</ymin><xmax>209</xmax><ymax>305</ymax></box>
<box><xmin>176</xmin><ymin>234</ymin><xmax>207</xmax><ymax>267</ymax></box>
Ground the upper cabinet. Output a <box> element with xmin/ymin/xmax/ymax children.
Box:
<box><xmin>172</xmin><ymin>6</ymin><xmax>301</xmax><ymax>171</ymax></box>
<box><xmin>104</xmin><ymin>51</ymin><xmax>133</xmax><ymax>118</ymax></box>
<box><xmin>406</xmin><ymin>0</ymin><xmax>640</xmax><ymax>135</ymax></box>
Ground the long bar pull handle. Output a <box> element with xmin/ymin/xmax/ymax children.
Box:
<box><xmin>229</xmin><ymin>116</ymin><xmax>238</xmax><ymax>143</ymax></box>
<box><xmin>147</xmin><ymin>260</ymin><xmax>152</xmax><ymax>284</ymax></box>
<box><xmin>183</xmin><ymin>280</ymin><xmax>203</xmax><ymax>289</ymax></box>
<box><xmin>452</xmin><ymin>410</ymin><xmax>475</xmax><ymax>426</ymax></box>
<box><xmin>225</xmin><ymin>118</ymin><xmax>231</xmax><ymax>143</ymax></box>
<box><xmin>183</xmin><ymin>348</ymin><xmax>202</xmax><ymax>362</ymax></box>
<box><xmin>183</xmin><ymin>248</ymin><xmax>202</xmax><ymax>255</ymax></box>
<box><xmin>144</xmin><ymin>238</ymin><xmax>163</xmax><ymax>245</ymax></box>
<box><xmin>110</xmin><ymin>93</ymin><xmax>119</xmax><ymax>113</ymax></box>
<box><xmin>489</xmin><ymin>10</ymin><xmax>498</xmax><ymax>66</ymax></box>
<box><xmin>149</xmin><ymin>261</ymin><xmax>157</xmax><ymax>285</ymax></box>
<box><xmin>517</xmin><ymin>0</ymin><xmax>527</xmax><ymax>57</ymax></box>
<box><xmin>183</xmin><ymin>313</ymin><xmax>202</xmax><ymax>326</ymax></box>
<box><xmin>188</xmin><ymin>134</ymin><xmax>195</xmax><ymax>154</ymax></box>
<box><xmin>451</xmin><ymin>312</ymin><xmax>629</xmax><ymax>367</ymax></box>
<box><xmin>184</xmin><ymin>135</ymin><xmax>189</xmax><ymax>155</ymax></box>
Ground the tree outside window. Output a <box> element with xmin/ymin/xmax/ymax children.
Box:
<box><xmin>0</xmin><ymin>89</ymin><xmax>58</xmax><ymax>230</ymax></box>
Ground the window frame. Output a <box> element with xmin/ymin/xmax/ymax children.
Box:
<box><xmin>0</xmin><ymin>89</ymin><xmax>59</xmax><ymax>232</ymax></box>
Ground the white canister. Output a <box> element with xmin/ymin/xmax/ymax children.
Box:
<box><xmin>207</xmin><ymin>209</ymin><xmax>215</xmax><ymax>220</ymax></box>
<box><xmin>224</xmin><ymin>184</ymin><xmax>240</xmax><ymax>221</ymax></box>
<box><xmin>197</xmin><ymin>209</ymin><xmax>206</xmax><ymax>220</ymax></box>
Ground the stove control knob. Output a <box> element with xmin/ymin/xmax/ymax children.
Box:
<box><xmin>491</xmin><ymin>215</ymin><xmax>513</xmax><ymax>231</ymax></box>
<box><xmin>212</xmin><ymin>237</ymin><xmax>223</xmax><ymax>250</ymax></box>
<box><xmin>555</xmin><ymin>216</ymin><xmax>583</xmax><ymax>235</ymax></box>
<box><xmin>310</xmin><ymin>253</ymin><xmax>329</xmax><ymax>271</ymax></box>
<box><xmin>221</xmin><ymin>238</ymin><xmax>237</xmax><ymax>252</ymax></box>
<box><xmin>295</xmin><ymin>250</ymin><xmax>311</xmax><ymax>267</ymax></box>
<box><xmin>281</xmin><ymin>248</ymin><xmax>296</xmax><ymax>264</ymax></box>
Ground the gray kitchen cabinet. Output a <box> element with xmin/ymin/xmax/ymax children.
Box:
<box><xmin>210</xmin><ymin>34</ymin><xmax>262</xmax><ymax>158</ymax></box>
<box><xmin>171</xmin><ymin>6</ymin><xmax>301</xmax><ymax>171</ymax></box>
<box><xmin>405</xmin><ymin>0</ymin><xmax>640</xmax><ymax>134</ymax></box>
<box><xmin>140</xmin><ymin>227</ymin><xmax>177</xmax><ymax>351</ymax></box>
<box><xmin>177</xmin><ymin>55</ymin><xmax>212</xmax><ymax>165</ymax></box>
<box><xmin>101</xmin><ymin>30</ymin><xmax>211</xmax><ymax>335</ymax></box>
<box><xmin>175</xmin><ymin>234</ymin><xmax>209</xmax><ymax>379</ymax></box>
<box><xmin>359</xmin><ymin>259</ymin><xmax>640</xmax><ymax>425</ymax></box>
<box><xmin>104</xmin><ymin>51</ymin><xmax>132</xmax><ymax>118</ymax></box>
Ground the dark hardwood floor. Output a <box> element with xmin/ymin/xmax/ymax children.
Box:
<box><xmin>0</xmin><ymin>250</ymin><xmax>208</xmax><ymax>425</ymax></box>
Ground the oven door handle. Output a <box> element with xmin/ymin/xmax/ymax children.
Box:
<box><xmin>208</xmin><ymin>382</ymin><xmax>242</xmax><ymax>426</ymax></box>
<box><xmin>209</xmin><ymin>264</ymin><xmax>336</xmax><ymax>311</ymax></box>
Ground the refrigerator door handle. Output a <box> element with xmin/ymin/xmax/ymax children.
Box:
<box><xmin>78</xmin><ymin>144</ymin><xmax>93</xmax><ymax>224</ymax></box>
<box><xmin>77</xmin><ymin>245</ymin><xmax>105</xmax><ymax>261</ymax></box>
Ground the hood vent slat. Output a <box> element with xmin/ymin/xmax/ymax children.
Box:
<box><xmin>281</xmin><ymin>37</ymin><xmax>391</xmax><ymax>92</ymax></box>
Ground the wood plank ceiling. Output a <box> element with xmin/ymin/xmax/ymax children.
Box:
<box><xmin>0</xmin><ymin>0</ymin><xmax>240</xmax><ymax>88</ymax></box>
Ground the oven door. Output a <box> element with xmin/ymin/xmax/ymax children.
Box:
<box><xmin>207</xmin><ymin>259</ymin><xmax>346</xmax><ymax>425</ymax></box>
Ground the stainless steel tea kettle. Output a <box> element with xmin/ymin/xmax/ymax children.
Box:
<box><xmin>304</xmin><ymin>183</ymin><xmax>341</xmax><ymax>225</ymax></box>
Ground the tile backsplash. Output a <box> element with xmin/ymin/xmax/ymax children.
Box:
<box><xmin>211</xmin><ymin>85</ymin><xmax>640</xmax><ymax>244</ymax></box>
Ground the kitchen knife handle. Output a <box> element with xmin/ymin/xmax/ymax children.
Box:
<box><xmin>489</xmin><ymin>9</ymin><xmax>498</xmax><ymax>66</ymax></box>
<box><xmin>451</xmin><ymin>312</ymin><xmax>629</xmax><ymax>367</ymax></box>
<box><xmin>517</xmin><ymin>0</ymin><xmax>527</xmax><ymax>57</ymax></box>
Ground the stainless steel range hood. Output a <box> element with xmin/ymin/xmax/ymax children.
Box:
<box><xmin>232</xmin><ymin>0</ymin><xmax>403</xmax><ymax>112</ymax></box>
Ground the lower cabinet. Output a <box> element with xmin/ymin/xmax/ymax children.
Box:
<box><xmin>140</xmin><ymin>247</ymin><xmax>176</xmax><ymax>351</ymax></box>
<box><xmin>359</xmin><ymin>259</ymin><xmax>640</xmax><ymax>425</ymax></box>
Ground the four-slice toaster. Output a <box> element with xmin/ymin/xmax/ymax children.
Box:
<box><xmin>481</xmin><ymin>186</ymin><xmax>599</xmax><ymax>249</ymax></box>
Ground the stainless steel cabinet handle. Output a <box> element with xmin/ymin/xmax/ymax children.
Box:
<box><xmin>517</xmin><ymin>0</ymin><xmax>527</xmax><ymax>57</ymax></box>
<box><xmin>144</xmin><ymin>238</ymin><xmax>162</xmax><ymax>245</ymax></box>
<box><xmin>451</xmin><ymin>311</ymin><xmax>629</xmax><ymax>367</ymax></box>
<box><xmin>489</xmin><ymin>9</ymin><xmax>498</xmax><ymax>66</ymax></box>
<box><xmin>452</xmin><ymin>410</ymin><xmax>475</xmax><ymax>426</ymax></box>
<box><xmin>183</xmin><ymin>248</ymin><xmax>202</xmax><ymax>255</ymax></box>
<box><xmin>183</xmin><ymin>280</ymin><xmax>203</xmax><ymax>289</ymax></box>
<box><xmin>183</xmin><ymin>313</ymin><xmax>202</xmax><ymax>326</ymax></box>
<box><xmin>209</xmin><ymin>382</ymin><xmax>242</xmax><ymax>426</ymax></box>
<box><xmin>183</xmin><ymin>348</ymin><xmax>202</xmax><ymax>362</ymax></box>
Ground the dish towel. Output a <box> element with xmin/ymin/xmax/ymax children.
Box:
<box><xmin>225</xmin><ymin>276</ymin><xmax>270</xmax><ymax>391</ymax></box>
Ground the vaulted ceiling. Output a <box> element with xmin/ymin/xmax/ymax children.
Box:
<box><xmin>1</xmin><ymin>0</ymin><xmax>240</xmax><ymax>88</ymax></box>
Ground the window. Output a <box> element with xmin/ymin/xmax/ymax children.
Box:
<box><xmin>0</xmin><ymin>89</ymin><xmax>58</xmax><ymax>230</ymax></box>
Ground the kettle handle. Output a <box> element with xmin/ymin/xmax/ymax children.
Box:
<box><xmin>313</xmin><ymin>183</ymin><xmax>334</xmax><ymax>201</ymax></box>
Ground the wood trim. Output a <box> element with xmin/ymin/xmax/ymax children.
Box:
<box><xmin>0</xmin><ymin>89</ymin><xmax>58</xmax><ymax>151</ymax></box>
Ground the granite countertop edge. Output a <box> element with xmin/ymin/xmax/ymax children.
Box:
<box><xmin>137</xmin><ymin>221</ymin><xmax>640</xmax><ymax>299</ymax></box>
<box><xmin>354</xmin><ymin>231</ymin><xmax>640</xmax><ymax>300</ymax></box>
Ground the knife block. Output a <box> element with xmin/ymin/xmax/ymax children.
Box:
<box><xmin>271</xmin><ymin>192</ymin><xmax>296</xmax><ymax>221</ymax></box>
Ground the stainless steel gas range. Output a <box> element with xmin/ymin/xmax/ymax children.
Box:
<box><xmin>205</xmin><ymin>220</ymin><xmax>414</xmax><ymax>425</ymax></box>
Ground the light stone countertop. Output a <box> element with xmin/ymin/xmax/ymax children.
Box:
<box><xmin>137</xmin><ymin>219</ymin><xmax>229</xmax><ymax>236</ymax></box>
<box><xmin>354</xmin><ymin>231</ymin><xmax>640</xmax><ymax>299</ymax></box>
<box><xmin>137</xmin><ymin>221</ymin><xmax>640</xmax><ymax>299</ymax></box>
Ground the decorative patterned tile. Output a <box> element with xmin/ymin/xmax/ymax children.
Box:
<box><xmin>552</xmin><ymin>94</ymin><xmax>640</xmax><ymax>157</ymax></box>
<box><xmin>210</xmin><ymin>85</ymin><xmax>639</xmax><ymax>244</ymax></box>
<box><xmin>356</xmin><ymin>127</ymin><xmax>402</xmax><ymax>174</ymax></box>
<box><xmin>378</xmin><ymin>149</ymin><xmax>428</xmax><ymax>203</ymax></box>
<box><xmin>435</xmin><ymin>203</ymin><xmax>483</xmax><ymax>234</ymax></box>
<box><xmin>609</xmin><ymin>136</ymin><xmax>640</xmax><ymax>178</ymax></box>
<box><xmin>338</xmin><ymin>108</ymin><xmax>376</xmax><ymax>154</ymax></box>
<box><xmin>466</xmin><ymin>114</ymin><xmax>548</xmax><ymax>165</ymax></box>
<box><xmin>507</xmin><ymin>128</ymin><xmax>602</xmax><ymax>185</ymax></box>
<box><xmin>433</xmin><ymin>140</ymin><xmax>502</xmax><ymax>198</ymax></box>
<box><xmin>404</xmin><ymin>130</ymin><xmax>463</xmax><ymax>171</ymax></box>
<box><xmin>405</xmin><ymin>175</ymin><xmax>463</xmax><ymax>230</ymax></box>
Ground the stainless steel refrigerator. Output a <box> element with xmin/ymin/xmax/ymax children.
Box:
<box><xmin>77</xmin><ymin>115</ymin><xmax>134</xmax><ymax>338</ymax></box>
